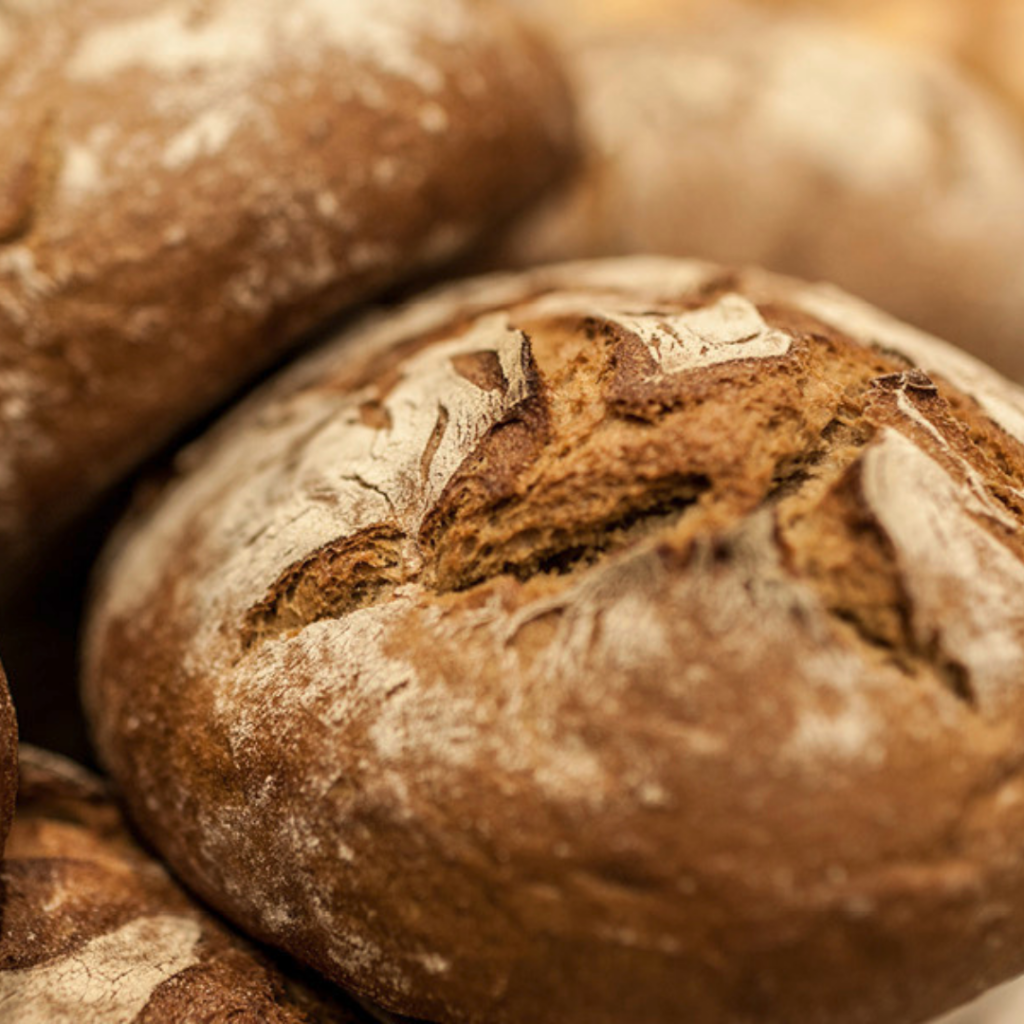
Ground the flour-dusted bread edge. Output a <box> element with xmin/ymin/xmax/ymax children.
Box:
<box><xmin>2</xmin><ymin>745</ymin><xmax>398</xmax><ymax>1023</ymax></box>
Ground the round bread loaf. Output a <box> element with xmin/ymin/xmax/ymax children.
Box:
<box><xmin>487</xmin><ymin>9</ymin><xmax>1024</xmax><ymax>381</ymax></box>
<box><xmin>0</xmin><ymin>745</ymin><xmax>409</xmax><ymax>1023</ymax></box>
<box><xmin>84</xmin><ymin>256</ymin><xmax>1024</xmax><ymax>1024</ymax></box>
<box><xmin>0</xmin><ymin>0</ymin><xmax>573</xmax><ymax>585</ymax></box>
<box><xmin>0</xmin><ymin>662</ymin><xmax>16</xmax><ymax>858</ymax></box>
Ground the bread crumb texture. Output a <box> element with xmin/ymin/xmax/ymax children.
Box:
<box><xmin>85</xmin><ymin>257</ymin><xmax>1024</xmax><ymax>1024</ymax></box>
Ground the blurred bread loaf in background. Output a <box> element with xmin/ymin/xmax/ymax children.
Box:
<box><xmin>510</xmin><ymin>0</ymin><xmax>1024</xmax><ymax>121</ymax></box>
<box><xmin>754</xmin><ymin>0</ymin><xmax>1024</xmax><ymax>120</ymax></box>
<box><xmin>492</xmin><ymin>3</ymin><xmax>1024</xmax><ymax>380</ymax></box>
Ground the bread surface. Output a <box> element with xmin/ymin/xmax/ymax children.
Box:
<box><xmin>0</xmin><ymin>745</ymin><xmax>404</xmax><ymax>1023</ymax></box>
<box><xmin>0</xmin><ymin>0</ymin><xmax>573</xmax><ymax>585</ymax></box>
<box><xmin>488</xmin><ymin>10</ymin><xmax>1024</xmax><ymax>381</ymax></box>
<box><xmin>84</xmin><ymin>256</ymin><xmax>1024</xmax><ymax>1023</ymax></box>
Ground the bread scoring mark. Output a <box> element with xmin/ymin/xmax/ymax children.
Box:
<box><xmin>594</xmin><ymin>294</ymin><xmax>792</xmax><ymax>375</ymax></box>
<box><xmin>0</xmin><ymin>915</ymin><xmax>202</xmax><ymax>1024</ymax></box>
<box><xmin>861</xmin><ymin>429</ymin><xmax>1024</xmax><ymax>712</ymax></box>
<box><xmin>214</xmin><ymin>313</ymin><xmax>535</xmax><ymax>647</ymax></box>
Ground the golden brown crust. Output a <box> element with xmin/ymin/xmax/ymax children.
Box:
<box><xmin>1</xmin><ymin>746</ymin><xmax>394</xmax><ymax>1023</ymax></box>
<box><xmin>84</xmin><ymin>257</ymin><xmax>1024</xmax><ymax>1023</ymax></box>
<box><xmin>485</xmin><ymin>8</ymin><xmax>1024</xmax><ymax>381</ymax></box>
<box><xmin>0</xmin><ymin>0</ymin><xmax>574</xmax><ymax>585</ymax></box>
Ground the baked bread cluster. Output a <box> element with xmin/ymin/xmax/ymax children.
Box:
<box><xmin>3</xmin><ymin>1</ymin><xmax>1024</xmax><ymax>1022</ymax></box>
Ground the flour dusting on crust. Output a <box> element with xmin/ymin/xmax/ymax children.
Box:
<box><xmin>0</xmin><ymin>916</ymin><xmax>201</xmax><ymax>1024</ymax></box>
<box><xmin>862</xmin><ymin>429</ymin><xmax>1024</xmax><ymax>708</ymax></box>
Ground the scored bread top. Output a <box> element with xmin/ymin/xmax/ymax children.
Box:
<box><xmin>85</xmin><ymin>257</ymin><xmax>1024</xmax><ymax>1024</ymax></box>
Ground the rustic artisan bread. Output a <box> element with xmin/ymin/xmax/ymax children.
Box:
<box><xmin>85</xmin><ymin>256</ymin><xmax>1024</xmax><ymax>1024</ymax></box>
<box><xmin>0</xmin><ymin>745</ymin><xmax>409</xmax><ymax>1023</ymax></box>
<box><xmin>487</xmin><ymin>9</ymin><xmax>1024</xmax><ymax>381</ymax></box>
<box><xmin>0</xmin><ymin>0</ymin><xmax>573</xmax><ymax>585</ymax></box>
<box><xmin>0</xmin><ymin>662</ymin><xmax>15</xmax><ymax>858</ymax></box>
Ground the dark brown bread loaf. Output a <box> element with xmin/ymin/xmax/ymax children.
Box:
<box><xmin>489</xmin><ymin>8</ymin><xmax>1024</xmax><ymax>381</ymax></box>
<box><xmin>0</xmin><ymin>662</ymin><xmax>15</xmax><ymax>858</ymax></box>
<box><xmin>0</xmin><ymin>746</ymin><xmax>408</xmax><ymax>1023</ymax></box>
<box><xmin>0</xmin><ymin>0</ymin><xmax>573</xmax><ymax>585</ymax></box>
<box><xmin>84</xmin><ymin>256</ymin><xmax>1024</xmax><ymax>1024</ymax></box>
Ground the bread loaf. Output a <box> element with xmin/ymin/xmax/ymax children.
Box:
<box><xmin>0</xmin><ymin>0</ymin><xmax>573</xmax><ymax>585</ymax></box>
<box><xmin>487</xmin><ymin>9</ymin><xmax>1024</xmax><ymax>381</ymax></box>
<box><xmin>0</xmin><ymin>746</ymin><xmax>409</xmax><ymax>1023</ymax></box>
<box><xmin>84</xmin><ymin>256</ymin><xmax>1024</xmax><ymax>1023</ymax></box>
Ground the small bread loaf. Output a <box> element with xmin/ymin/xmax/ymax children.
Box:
<box><xmin>0</xmin><ymin>746</ymin><xmax>403</xmax><ymax>1023</ymax></box>
<box><xmin>0</xmin><ymin>0</ymin><xmax>572</xmax><ymax>584</ymax></box>
<box><xmin>488</xmin><ymin>9</ymin><xmax>1024</xmax><ymax>380</ymax></box>
<box><xmin>0</xmin><ymin>662</ymin><xmax>15</xmax><ymax>858</ymax></box>
<box><xmin>85</xmin><ymin>256</ymin><xmax>1024</xmax><ymax>1024</ymax></box>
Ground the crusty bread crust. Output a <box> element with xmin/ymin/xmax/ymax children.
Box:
<box><xmin>0</xmin><ymin>0</ymin><xmax>573</xmax><ymax>584</ymax></box>
<box><xmin>85</xmin><ymin>257</ymin><xmax>1024</xmax><ymax>1023</ymax></box>
<box><xmin>1</xmin><ymin>745</ymin><xmax>395</xmax><ymax>1023</ymax></box>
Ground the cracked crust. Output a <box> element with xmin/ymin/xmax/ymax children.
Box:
<box><xmin>485</xmin><ymin>7</ymin><xmax>1024</xmax><ymax>381</ymax></box>
<box><xmin>0</xmin><ymin>746</ymin><xmax>403</xmax><ymax>1024</ymax></box>
<box><xmin>84</xmin><ymin>256</ymin><xmax>1024</xmax><ymax>1024</ymax></box>
<box><xmin>0</xmin><ymin>0</ymin><xmax>573</xmax><ymax>587</ymax></box>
